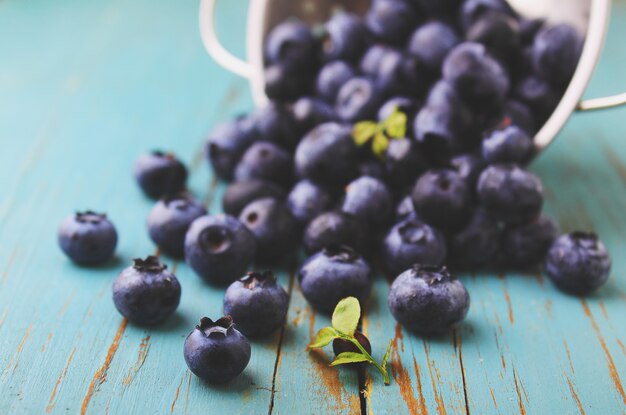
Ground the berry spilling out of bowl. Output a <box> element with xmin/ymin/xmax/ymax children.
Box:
<box><xmin>56</xmin><ymin>0</ymin><xmax>613</xmax><ymax>385</ymax></box>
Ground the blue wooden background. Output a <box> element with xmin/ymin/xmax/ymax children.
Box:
<box><xmin>0</xmin><ymin>0</ymin><xmax>625</xmax><ymax>414</ymax></box>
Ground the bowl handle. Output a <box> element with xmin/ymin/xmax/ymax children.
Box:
<box><xmin>578</xmin><ymin>92</ymin><xmax>626</xmax><ymax>111</ymax></box>
<box><xmin>199</xmin><ymin>0</ymin><xmax>254</xmax><ymax>79</ymax></box>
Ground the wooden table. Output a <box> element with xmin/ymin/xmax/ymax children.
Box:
<box><xmin>1</xmin><ymin>0</ymin><xmax>625</xmax><ymax>413</ymax></box>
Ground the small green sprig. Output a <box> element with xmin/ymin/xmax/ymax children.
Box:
<box><xmin>307</xmin><ymin>297</ymin><xmax>393</xmax><ymax>385</ymax></box>
<box><xmin>352</xmin><ymin>107</ymin><xmax>407</xmax><ymax>159</ymax></box>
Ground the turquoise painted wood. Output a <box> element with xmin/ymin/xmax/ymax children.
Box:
<box><xmin>0</xmin><ymin>0</ymin><xmax>625</xmax><ymax>414</ymax></box>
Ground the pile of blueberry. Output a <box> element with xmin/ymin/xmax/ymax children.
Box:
<box><xmin>57</xmin><ymin>0</ymin><xmax>614</xmax><ymax>385</ymax></box>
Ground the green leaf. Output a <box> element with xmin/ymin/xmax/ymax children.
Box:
<box><xmin>308</xmin><ymin>327</ymin><xmax>339</xmax><ymax>349</ymax></box>
<box><xmin>372</xmin><ymin>131</ymin><xmax>389</xmax><ymax>158</ymax></box>
<box><xmin>331</xmin><ymin>297</ymin><xmax>360</xmax><ymax>335</ymax></box>
<box><xmin>330</xmin><ymin>352</ymin><xmax>370</xmax><ymax>366</ymax></box>
<box><xmin>352</xmin><ymin>121</ymin><xmax>378</xmax><ymax>146</ymax></box>
<box><xmin>384</xmin><ymin>108</ymin><xmax>407</xmax><ymax>138</ymax></box>
<box><xmin>381</xmin><ymin>339</ymin><xmax>393</xmax><ymax>369</ymax></box>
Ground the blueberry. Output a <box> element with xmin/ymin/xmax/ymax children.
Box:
<box><xmin>503</xmin><ymin>100</ymin><xmax>536</xmax><ymax>134</ymax></box>
<box><xmin>466</xmin><ymin>11</ymin><xmax>520</xmax><ymax>64</ymax></box>
<box><xmin>292</xmin><ymin>97</ymin><xmax>337</xmax><ymax>133</ymax></box>
<box><xmin>299</xmin><ymin>245</ymin><xmax>372</xmax><ymax>314</ymax></box>
<box><xmin>504</xmin><ymin>214</ymin><xmax>560</xmax><ymax>269</ymax></box>
<box><xmin>519</xmin><ymin>18</ymin><xmax>544</xmax><ymax>45</ymax></box>
<box><xmin>184</xmin><ymin>316</ymin><xmax>251</xmax><ymax>384</ymax></box>
<box><xmin>265</xmin><ymin>63</ymin><xmax>311</xmax><ymax>102</ymax></box>
<box><xmin>377</xmin><ymin>97</ymin><xmax>420</xmax><ymax>123</ymax></box>
<box><xmin>112</xmin><ymin>256</ymin><xmax>181</xmax><ymax>325</ymax></box>
<box><xmin>385</xmin><ymin>138</ymin><xmax>427</xmax><ymax>191</ymax></box>
<box><xmin>321</xmin><ymin>12</ymin><xmax>369</xmax><ymax>63</ymax></box>
<box><xmin>342</xmin><ymin>176</ymin><xmax>393</xmax><ymax>231</ymax></box>
<box><xmin>134</xmin><ymin>151</ymin><xmax>188</xmax><ymax>199</ymax></box>
<box><xmin>234</xmin><ymin>141</ymin><xmax>293</xmax><ymax>189</ymax></box>
<box><xmin>295</xmin><ymin>122</ymin><xmax>359</xmax><ymax>186</ymax></box>
<box><xmin>316</xmin><ymin>61</ymin><xmax>357</xmax><ymax>102</ymax></box>
<box><xmin>396</xmin><ymin>195</ymin><xmax>417</xmax><ymax>222</ymax></box>
<box><xmin>413</xmin><ymin>106</ymin><xmax>468</xmax><ymax>157</ymax></box>
<box><xmin>358</xmin><ymin>160</ymin><xmax>386</xmax><ymax>180</ymax></box>
<box><xmin>303</xmin><ymin>211</ymin><xmax>369</xmax><ymax>256</ymax></box>
<box><xmin>239</xmin><ymin>198</ymin><xmax>299</xmax><ymax>263</ymax></box>
<box><xmin>336</xmin><ymin>77</ymin><xmax>382</xmax><ymax>122</ymax></box>
<box><xmin>265</xmin><ymin>21</ymin><xmax>318</xmax><ymax>70</ymax></box>
<box><xmin>365</xmin><ymin>0</ymin><xmax>419</xmax><ymax>45</ymax></box>
<box><xmin>147</xmin><ymin>193</ymin><xmax>207</xmax><ymax>258</ymax></box>
<box><xmin>481</xmin><ymin>125</ymin><xmax>533</xmax><ymax>165</ymax></box>
<box><xmin>442</xmin><ymin>42</ymin><xmax>510</xmax><ymax>108</ymax></box>
<box><xmin>407</xmin><ymin>21</ymin><xmax>459</xmax><ymax>74</ymax></box>
<box><xmin>477</xmin><ymin>164</ymin><xmax>543</xmax><ymax>225</ymax></box>
<box><xmin>360</xmin><ymin>44</ymin><xmax>395</xmax><ymax>76</ymax></box>
<box><xmin>411</xmin><ymin>169</ymin><xmax>472</xmax><ymax>231</ymax></box>
<box><xmin>287</xmin><ymin>180</ymin><xmax>335</xmax><ymax>226</ymax></box>
<box><xmin>545</xmin><ymin>232</ymin><xmax>612</xmax><ymax>295</ymax></box>
<box><xmin>223</xmin><ymin>180</ymin><xmax>286</xmax><ymax>216</ymax></box>
<box><xmin>449</xmin><ymin>153</ymin><xmax>486</xmax><ymax>191</ymax></box>
<box><xmin>58</xmin><ymin>211</ymin><xmax>117</xmax><ymax>265</ymax></box>
<box><xmin>514</xmin><ymin>76</ymin><xmax>560</xmax><ymax>123</ymax></box>
<box><xmin>460</xmin><ymin>0</ymin><xmax>514</xmax><ymax>29</ymax></box>
<box><xmin>376</xmin><ymin>52</ymin><xmax>428</xmax><ymax>98</ymax></box>
<box><xmin>382</xmin><ymin>218</ymin><xmax>447</xmax><ymax>276</ymax></box>
<box><xmin>449</xmin><ymin>209</ymin><xmax>501</xmax><ymax>269</ymax></box>
<box><xmin>223</xmin><ymin>271</ymin><xmax>289</xmax><ymax>337</ymax></box>
<box><xmin>250</xmin><ymin>103</ymin><xmax>299</xmax><ymax>151</ymax></box>
<box><xmin>185</xmin><ymin>214</ymin><xmax>256</xmax><ymax>285</ymax></box>
<box><xmin>388</xmin><ymin>265</ymin><xmax>470</xmax><ymax>335</ymax></box>
<box><xmin>206</xmin><ymin>117</ymin><xmax>256</xmax><ymax>181</ymax></box>
<box><xmin>533</xmin><ymin>24</ymin><xmax>583</xmax><ymax>88</ymax></box>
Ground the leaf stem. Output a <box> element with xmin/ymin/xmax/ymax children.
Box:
<box><xmin>339</xmin><ymin>333</ymin><xmax>390</xmax><ymax>385</ymax></box>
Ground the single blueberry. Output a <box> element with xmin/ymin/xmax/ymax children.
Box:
<box><xmin>134</xmin><ymin>151</ymin><xmax>188</xmax><ymax>199</ymax></box>
<box><xmin>303</xmin><ymin>211</ymin><xmax>369</xmax><ymax>256</ymax></box>
<box><xmin>223</xmin><ymin>180</ymin><xmax>286</xmax><ymax>217</ymax></box>
<box><xmin>341</xmin><ymin>176</ymin><xmax>393</xmax><ymax>231</ymax></box>
<box><xmin>477</xmin><ymin>164</ymin><xmax>544</xmax><ymax>225</ymax></box>
<box><xmin>411</xmin><ymin>169</ymin><xmax>472</xmax><ymax>232</ymax></box>
<box><xmin>533</xmin><ymin>24</ymin><xmax>583</xmax><ymax>89</ymax></box>
<box><xmin>382</xmin><ymin>218</ymin><xmax>447</xmax><ymax>276</ymax></box>
<box><xmin>376</xmin><ymin>52</ymin><xmax>429</xmax><ymax>98</ymax></box>
<box><xmin>287</xmin><ymin>180</ymin><xmax>335</xmax><ymax>226</ymax></box>
<box><xmin>205</xmin><ymin>117</ymin><xmax>257</xmax><ymax>181</ymax></box>
<box><xmin>239</xmin><ymin>198</ymin><xmax>299</xmax><ymax>264</ymax></box>
<box><xmin>292</xmin><ymin>97</ymin><xmax>338</xmax><ymax>133</ymax></box>
<box><xmin>265</xmin><ymin>21</ymin><xmax>318</xmax><ymax>70</ymax></box>
<box><xmin>407</xmin><ymin>21</ymin><xmax>459</xmax><ymax>74</ymax></box>
<box><xmin>481</xmin><ymin>125</ymin><xmax>533</xmax><ymax>165</ymax></box>
<box><xmin>294</xmin><ymin>122</ymin><xmax>359</xmax><ymax>186</ymax></box>
<box><xmin>514</xmin><ymin>76</ymin><xmax>560</xmax><ymax>123</ymax></box>
<box><xmin>448</xmin><ymin>209</ymin><xmax>501</xmax><ymax>269</ymax></box>
<box><xmin>442</xmin><ymin>42</ymin><xmax>510</xmax><ymax>108</ymax></box>
<box><xmin>299</xmin><ymin>245</ymin><xmax>372</xmax><ymax>314</ymax></box>
<box><xmin>112</xmin><ymin>256</ymin><xmax>181</xmax><ymax>325</ymax></box>
<box><xmin>58</xmin><ymin>211</ymin><xmax>118</xmax><ymax>265</ymax></box>
<box><xmin>360</xmin><ymin>44</ymin><xmax>396</xmax><ymax>77</ymax></box>
<box><xmin>234</xmin><ymin>141</ymin><xmax>294</xmax><ymax>189</ymax></box>
<box><xmin>184</xmin><ymin>316</ymin><xmax>251</xmax><ymax>384</ymax></box>
<box><xmin>545</xmin><ymin>232</ymin><xmax>612</xmax><ymax>295</ymax></box>
<box><xmin>321</xmin><ymin>12</ymin><xmax>369</xmax><ymax>62</ymax></box>
<box><xmin>249</xmin><ymin>103</ymin><xmax>299</xmax><ymax>151</ymax></box>
<box><xmin>185</xmin><ymin>214</ymin><xmax>256</xmax><ymax>285</ymax></box>
<box><xmin>385</xmin><ymin>138</ymin><xmax>427</xmax><ymax>191</ymax></box>
<box><xmin>147</xmin><ymin>193</ymin><xmax>207</xmax><ymax>258</ymax></box>
<box><xmin>503</xmin><ymin>214</ymin><xmax>560</xmax><ymax>269</ymax></box>
<box><xmin>265</xmin><ymin>63</ymin><xmax>312</xmax><ymax>102</ymax></box>
<box><xmin>336</xmin><ymin>77</ymin><xmax>382</xmax><ymax>122</ymax></box>
<box><xmin>316</xmin><ymin>61</ymin><xmax>357</xmax><ymax>102</ymax></box>
<box><xmin>388</xmin><ymin>265</ymin><xmax>470</xmax><ymax>335</ymax></box>
<box><xmin>223</xmin><ymin>271</ymin><xmax>289</xmax><ymax>337</ymax></box>
<box><xmin>413</xmin><ymin>106</ymin><xmax>469</xmax><ymax>158</ymax></box>
<box><xmin>365</xmin><ymin>0</ymin><xmax>419</xmax><ymax>45</ymax></box>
